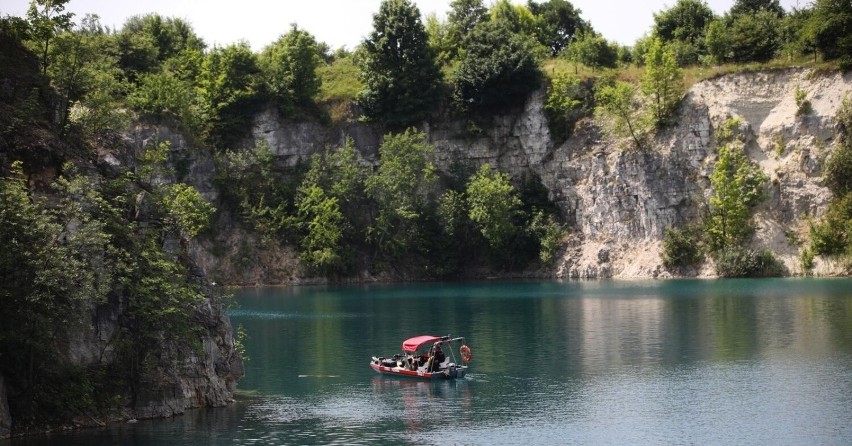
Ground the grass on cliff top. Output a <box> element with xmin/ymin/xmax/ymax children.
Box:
<box><xmin>542</xmin><ymin>55</ymin><xmax>841</xmax><ymax>89</ymax></box>
<box><xmin>317</xmin><ymin>56</ymin><xmax>362</xmax><ymax>125</ymax></box>
<box><xmin>316</xmin><ymin>53</ymin><xmax>841</xmax><ymax>123</ymax></box>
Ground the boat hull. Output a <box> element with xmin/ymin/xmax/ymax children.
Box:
<box><xmin>370</xmin><ymin>361</ymin><xmax>468</xmax><ymax>380</ymax></box>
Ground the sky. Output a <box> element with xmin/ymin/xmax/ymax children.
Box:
<box><xmin>1</xmin><ymin>0</ymin><xmax>806</xmax><ymax>51</ymax></box>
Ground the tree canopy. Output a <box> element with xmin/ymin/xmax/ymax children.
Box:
<box><xmin>527</xmin><ymin>0</ymin><xmax>587</xmax><ymax>57</ymax></box>
<box><xmin>259</xmin><ymin>24</ymin><xmax>323</xmax><ymax>111</ymax></box>
<box><xmin>357</xmin><ymin>0</ymin><xmax>443</xmax><ymax>127</ymax></box>
<box><xmin>453</xmin><ymin>20</ymin><xmax>542</xmax><ymax>113</ymax></box>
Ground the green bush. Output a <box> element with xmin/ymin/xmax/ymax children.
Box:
<box><xmin>794</xmin><ymin>85</ymin><xmax>813</xmax><ymax>117</ymax></box>
<box><xmin>810</xmin><ymin>192</ymin><xmax>852</xmax><ymax>255</ymax></box>
<box><xmin>713</xmin><ymin>247</ymin><xmax>786</xmax><ymax>277</ymax></box>
<box><xmin>544</xmin><ymin>73</ymin><xmax>586</xmax><ymax>141</ymax></box>
<box><xmin>661</xmin><ymin>226</ymin><xmax>703</xmax><ymax>270</ymax></box>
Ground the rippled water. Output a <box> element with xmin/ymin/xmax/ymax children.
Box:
<box><xmin>8</xmin><ymin>279</ymin><xmax>852</xmax><ymax>445</ymax></box>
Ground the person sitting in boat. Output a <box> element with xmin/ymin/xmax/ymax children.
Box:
<box><xmin>429</xmin><ymin>346</ymin><xmax>446</xmax><ymax>372</ymax></box>
<box><xmin>417</xmin><ymin>351</ymin><xmax>429</xmax><ymax>369</ymax></box>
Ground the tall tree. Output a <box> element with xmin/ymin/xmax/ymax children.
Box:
<box><xmin>446</xmin><ymin>0</ymin><xmax>487</xmax><ymax>59</ymax></box>
<box><xmin>707</xmin><ymin>143</ymin><xmax>767</xmax><ymax>251</ymax></box>
<box><xmin>490</xmin><ymin>0</ymin><xmax>538</xmax><ymax>36</ymax></box>
<box><xmin>357</xmin><ymin>0</ymin><xmax>443</xmax><ymax>127</ymax></box>
<box><xmin>117</xmin><ymin>14</ymin><xmax>205</xmax><ymax>81</ymax></box>
<box><xmin>595</xmin><ymin>80</ymin><xmax>649</xmax><ymax>149</ymax></box>
<box><xmin>196</xmin><ymin>42</ymin><xmax>262</xmax><ymax>146</ymax></box>
<box><xmin>26</xmin><ymin>0</ymin><xmax>74</xmax><ymax>75</ymax></box>
<box><xmin>641</xmin><ymin>38</ymin><xmax>684</xmax><ymax>128</ymax></box>
<box><xmin>453</xmin><ymin>20</ymin><xmax>542</xmax><ymax>113</ymax></box>
<box><xmin>653</xmin><ymin>0</ymin><xmax>714</xmax><ymax>46</ymax></box>
<box><xmin>730</xmin><ymin>0</ymin><xmax>785</xmax><ymax>18</ymax></box>
<box><xmin>259</xmin><ymin>24</ymin><xmax>323</xmax><ymax>111</ymax></box>
<box><xmin>728</xmin><ymin>9</ymin><xmax>782</xmax><ymax>63</ymax></box>
<box><xmin>466</xmin><ymin>163</ymin><xmax>522</xmax><ymax>253</ymax></box>
<box><xmin>528</xmin><ymin>0</ymin><xmax>587</xmax><ymax>56</ymax></box>
<box><xmin>365</xmin><ymin>129</ymin><xmax>436</xmax><ymax>262</ymax></box>
<box><xmin>807</xmin><ymin>0</ymin><xmax>852</xmax><ymax>61</ymax></box>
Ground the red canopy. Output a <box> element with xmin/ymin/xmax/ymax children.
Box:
<box><xmin>402</xmin><ymin>335</ymin><xmax>441</xmax><ymax>352</ymax></box>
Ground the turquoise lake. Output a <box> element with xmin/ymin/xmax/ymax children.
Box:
<box><xmin>8</xmin><ymin>279</ymin><xmax>852</xmax><ymax>445</ymax></box>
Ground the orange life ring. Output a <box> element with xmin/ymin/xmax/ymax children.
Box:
<box><xmin>459</xmin><ymin>344</ymin><xmax>473</xmax><ymax>362</ymax></box>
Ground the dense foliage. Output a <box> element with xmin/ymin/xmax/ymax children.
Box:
<box><xmin>357</xmin><ymin>0</ymin><xmax>443</xmax><ymax>127</ymax></box>
<box><xmin>259</xmin><ymin>24</ymin><xmax>323</xmax><ymax>113</ymax></box>
<box><xmin>452</xmin><ymin>20</ymin><xmax>542</xmax><ymax>114</ymax></box>
<box><xmin>661</xmin><ymin>226</ymin><xmax>703</xmax><ymax>270</ymax></box>
<box><xmin>811</xmin><ymin>94</ymin><xmax>852</xmax><ymax>261</ymax></box>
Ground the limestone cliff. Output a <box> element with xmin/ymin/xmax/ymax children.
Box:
<box><xmin>145</xmin><ymin>68</ymin><xmax>851</xmax><ymax>284</ymax></box>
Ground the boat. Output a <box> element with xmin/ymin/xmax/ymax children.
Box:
<box><xmin>370</xmin><ymin>335</ymin><xmax>472</xmax><ymax>380</ymax></box>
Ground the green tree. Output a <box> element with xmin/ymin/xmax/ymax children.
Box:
<box><xmin>595</xmin><ymin>80</ymin><xmax>649</xmax><ymax>149</ymax></box>
<box><xmin>808</xmin><ymin>0</ymin><xmax>852</xmax><ymax>63</ymax></box>
<box><xmin>728</xmin><ymin>9</ymin><xmax>782</xmax><ymax>63</ymax></box>
<box><xmin>295</xmin><ymin>185</ymin><xmax>346</xmax><ymax>273</ymax></box>
<box><xmin>25</xmin><ymin>0</ymin><xmax>73</xmax><ymax>75</ymax></box>
<box><xmin>730</xmin><ymin>0</ymin><xmax>785</xmax><ymax>18</ymax></box>
<box><xmin>466</xmin><ymin>163</ymin><xmax>522</xmax><ymax>253</ymax></box>
<box><xmin>161</xmin><ymin>183</ymin><xmax>215</xmax><ymax>239</ymax></box>
<box><xmin>652</xmin><ymin>0</ymin><xmax>714</xmax><ymax>64</ymax></box>
<box><xmin>365</xmin><ymin>129</ymin><xmax>436</xmax><ymax>262</ymax></box>
<box><xmin>127</xmin><ymin>70</ymin><xmax>200</xmax><ymax>132</ymax></box>
<box><xmin>425</xmin><ymin>13</ymin><xmax>452</xmax><ymax>65</ymax></box>
<box><xmin>445</xmin><ymin>0</ymin><xmax>488</xmax><ymax>60</ymax></box>
<box><xmin>296</xmin><ymin>138</ymin><xmax>369</xmax><ymax>266</ymax></box>
<box><xmin>565</xmin><ymin>30</ymin><xmax>618</xmax><ymax>71</ymax></box>
<box><xmin>653</xmin><ymin>0</ymin><xmax>715</xmax><ymax>46</ymax></box>
<box><xmin>544</xmin><ymin>72</ymin><xmax>585</xmax><ymax>140</ymax></box>
<box><xmin>780</xmin><ymin>7</ymin><xmax>816</xmax><ymax>61</ymax></box>
<box><xmin>528</xmin><ymin>209</ymin><xmax>564</xmax><ymax>264</ymax></box>
<box><xmin>196</xmin><ymin>42</ymin><xmax>262</xmax><ymax>146</ymax></box>
<box><xmin>47</xmin><ymin>15</ymin><xmax>127</xmax><ymax>139</ymax></box>
<box><xmin>453</xmin><ymin>20</ymin><xmax>542</xmax><ymax>113</ymax></box>
<box><xmin>301</xmin><ymin>138</ymin><xmax>368</xmax><ymax>219</ymax></box>
<box><xmin>527</xmin><ymin>0</ymin><xmax>587</xmax><ymax>57</ymax></box>
<box><xmin>811</xmin><ymin>94</ymin><xmax>852</xmax><ymax>257</ymax></box>
<box><xmin>357</xmin><ymin>0</ymin><xmax>443</xmax><ymax>127</ymax></box>
<box><xmin>490</xmin><ymin>0</ymin><xmax>539</xmax><ymax>37</ymax></box>
<box><xmin>215</xmin><ymin>140</ymin><xmax>293</xmax><ymax>242</ymax></box>
<box><xmin>704</xmin><ymin>18</ymin><xmax>732</xmax><ymax>63</ymax></box>
<box><xmin>259</xmin><ymin>24</ymin><xmax>323</xmax><ymax>112</ymax></box>
<box><xmin>116</xmin><ymin>14</ymin><xmax>205</xmax><ymax>82</ymax></box>
<box><xmin>824</xmin><ymin>95</ymin><xmax>852</xmax><ymax>197</ymax></box>
<box><xmin>810</xmin><ymin>193</ymin><xmax>852</xmax><ymax>256</ymax></box>
<box><xmin>707</xmin><ymin>143</ymin><xmax>767</xmax><ymax>251</ymax></box>
<box><xmin>661</xmin><ymin>225</ymin><xmax>703</xmax><ymax>269</ymax></box>
<box><xmin>641</xmin><ymin>38</ymin><xmax>684</xmax><ymax>128</ymax></box>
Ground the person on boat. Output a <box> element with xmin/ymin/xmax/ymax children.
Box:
<box><xmin>418</xmin><ymin>350</ymin><xmax>429</xmax><ymax>369</ymax></box>
<box><xmin>430</xmin><ymin>346</ymin><xmax>445</xmax><ymax>372</ymax></box>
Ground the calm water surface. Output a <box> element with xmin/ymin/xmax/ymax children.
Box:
<box><xmin>9</xmin><ymin>279</ymin><xmax>852</xmax><ymax>445</ymax></box>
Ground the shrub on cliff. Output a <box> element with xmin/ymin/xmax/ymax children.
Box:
<box><xmin>713</xmin><ymin>247</ymin><xmax>786</xmax><ymax>277</ymax></box>
<box><xmin>706</xmin><ymin>142</ymin><xmax>767</xmax><ymax>251</ymax></box>
<box><xmin>662</xmin><ymin>226</ymin><xmax>704</xmax><ymax>270</ymax></box>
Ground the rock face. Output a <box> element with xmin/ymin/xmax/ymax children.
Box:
<box><xmin>0</xmin><ymin>374</ymin><xmax>10</xmax><ymax>440</ymax></box>
<box><xmin>128</xmin><ymin>299</ymin><xmax>244</xmax><ymax>419</ymax></box>
<box><xmin>233</xmin><ymin>68</ymin><xmax>850</xmax><ymax>280</ymax></box>
<box><xmin>85</xmin><ymin>124</ymin><xmax>246</xmax><ymax>422</ymax></box>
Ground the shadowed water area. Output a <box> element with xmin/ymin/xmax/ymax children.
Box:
<box><xmin>9</xmin><ymin>279</ymin><xmax>852</xmax><ymax>445</ymax></box>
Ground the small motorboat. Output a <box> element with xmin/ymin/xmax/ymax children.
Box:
<box><xmin>370</xmin><ymin>335</ymin><xmax>472</xmax><ymax>380</ymax></box>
